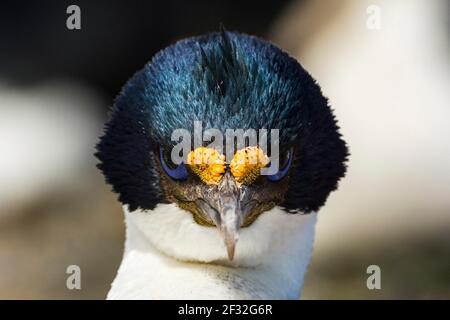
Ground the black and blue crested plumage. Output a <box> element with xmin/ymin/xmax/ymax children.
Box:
<box><xmin>113</xmin><ymin>32</ymin><xmax>313</xmax><ymax>147</ymax></box>
<box><xmin>96</xmin><ymin>30</ymin><xmax>348</xmax><ymax>213</ymax></box>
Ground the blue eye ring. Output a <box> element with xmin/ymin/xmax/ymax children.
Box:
<box><xmin>267</xmin><ymin>149</ymin><xmax>293</xmax><ymax>182</ymax></box>
<box><xmin>159</xmin><ymin>147</ymin><xmax>188</xmax><ymax>181</ymax></box>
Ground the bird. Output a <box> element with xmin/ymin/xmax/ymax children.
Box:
<box><xmin>0</xmin><ymin>81</ymin><xmax>102</xmax><ymax>214</ymax></box>
<box><xmin>95</xmin><ymin>29</ymin><xmax>348</xmax><ymax>299</ymax></box>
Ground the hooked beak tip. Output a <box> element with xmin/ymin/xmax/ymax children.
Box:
<box><xmin>225</xmin><ymin>238</ymin><xmax>237</xmax><ymax>261</ymax></box>
<box><xmin>220</xmin><ymin>218</ymin><xmax>240</xmax><ymax>261</ymax></box>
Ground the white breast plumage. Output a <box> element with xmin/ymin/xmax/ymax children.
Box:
<box><xmin>107</xmin><ymin>204</ymin><xmax>317</xmax><ymax>299</ymax></box>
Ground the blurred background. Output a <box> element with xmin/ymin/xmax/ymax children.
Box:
<box><xmin>0</xmin><ymin>0</ymin><xmax>449</xmax><ymax>299</ymax></box>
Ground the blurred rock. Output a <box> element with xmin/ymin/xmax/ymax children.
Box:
<box><xmin>0</xmin><ymin>80</ymin><xmax>124</xmax><ymax>299</ymax></box>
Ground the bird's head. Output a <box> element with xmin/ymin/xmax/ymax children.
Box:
<box><xmin>96</xmin><ymin>30</ymin><xmax>348</xmax><ymax>263</ymax></box>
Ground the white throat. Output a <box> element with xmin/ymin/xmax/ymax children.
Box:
<box><xmin>107</xmin><ymin>204</ymin><xmax>317</xmax><ymax>299</ymax></box>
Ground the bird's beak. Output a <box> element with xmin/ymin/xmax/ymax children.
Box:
<box><xmin>197</xmin><ymin>172</ymin><xmax>251</xmax><ymax>261</ymax></box>
<box><xmin>214</xmin><ymin>202</ymin><xmax>241</xmax><ymax>261</ymax></box>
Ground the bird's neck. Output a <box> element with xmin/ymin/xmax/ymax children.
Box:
<box><xmin>107</xmin><ymin>205</ymin><xmax>318</xmax><ymax>299</ymax></box>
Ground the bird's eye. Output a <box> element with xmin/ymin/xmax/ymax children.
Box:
<box><xmin>159</xmin><ymin>147</ymin><xmax>188</xmax><ymax>181</ymax></box>
<box><xmin>267</xmin><ymin>149</ymin><xmax>293</xmax><ymax>182</ymax></box>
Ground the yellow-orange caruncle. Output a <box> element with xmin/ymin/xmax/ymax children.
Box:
<box><xmin>230</xmin><ymin>147</ymin><xmax>269</xmax><ymax>185</ymax></box>
<box><xmin>186</xmin><ymin>147</ymin><xmax>226</xmax><ymax>185</ymax></box>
